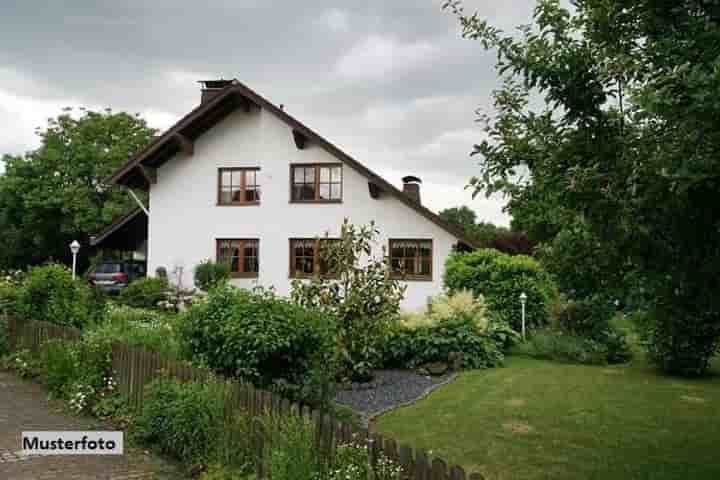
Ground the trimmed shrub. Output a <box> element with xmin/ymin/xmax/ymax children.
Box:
<box><xmin>194</xmin><ymin>259</ymin><xmax>231</xmax><ymax>291</ymax></box>
<box><xmin>383</xmin><ymin>292</ymin><xmax>518</xmax><ymax>370</ymax></box>
<box><xmin>384</xmin><ymin>317</ymin><xmax>513</xmax><ymax>369</ymax></box>
<box><xmin>444</xmin><ymin>249</ymin><xmax>557</xmax><ymax>331</ymax></box>
<box><xmin>16</xmin><ymin>264</ymin><xmax>93</xmax><ymax>328</ymax></box>
<box><xmin>118</xmin><ymin>277</ymin><xmax>168</xmax><ymax>310</ymax></box>
<box><xmin>178</xmin><ymin>285</ymin><xmax>337</xmax><ymax>403</ymax></box>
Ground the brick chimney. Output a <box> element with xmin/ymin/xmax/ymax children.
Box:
<box><xmin>199</xmin><ymin>79</ymin><xmax>234</xmax><ymax>103</ymax></box>
<box><xmin>402</xmin><ymin>176</ymin><xmax>422</xmax><ymax>204</ymax></box>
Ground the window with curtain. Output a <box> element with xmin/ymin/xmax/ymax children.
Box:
<box><xmin>389</xmin><ymin>239</ymin><xmax>432</xmax><ymax>280</ymax></box>
<box><xmin>289</xmin><ymin>238</ymin><xmax>340</xmax><ymax>278</ymax></box>
<box><xmin>216</xmin><ymin>239</ymin><xmax>259</xmax><ymax>277</ymax></box>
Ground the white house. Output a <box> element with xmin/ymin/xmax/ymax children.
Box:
<box><xmin>96</xmin><ymin>79</ymin><xmax>476</xmax><ymax>310</ymax></box>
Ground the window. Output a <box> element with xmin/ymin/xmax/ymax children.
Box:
<box><xmin>216</xmin><ymin>239</ymin><xmax>259</xmax><ymax>278</ymax></box>
<box><xmin>290</xmin><ymin>164</ymin><xmax>342</xmax><ymax>202</ymax></box>
<box><xmin>389</xmin><ymin>239</ymin><xmax>433</xmax><ymax>280</ymax></box>
<box><xmin>289</xmin><ymin>238</ymin><xmax>340</xmax><ymax>278</ymax></box>
<box><xmin>218</xmin><ymin>168</ymin><xmax>260</xmax><ymax>205</ymax></box>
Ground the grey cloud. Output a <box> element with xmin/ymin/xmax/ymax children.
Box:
<box><xmin>0</xmin><ymin>0</ymin><xmax>539</xmax><ymax>224</ymax></box>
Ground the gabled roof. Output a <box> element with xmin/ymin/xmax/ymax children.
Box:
<box><xmin>107</xmin><ymin>79</ymin><xmax>478</xmax><ymax>248</ymax></box>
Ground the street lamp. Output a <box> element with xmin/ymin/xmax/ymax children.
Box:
<box><xmin>70</xmin><ymin>240</ymin><xmax>81</xmax><ymax>280</ymax></box>
<box><xmin>520</xmin><ymin>292</ymin><xmax>527</xmax><ymax>340</ymax></box>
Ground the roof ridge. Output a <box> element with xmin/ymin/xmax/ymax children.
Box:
<box><xmin>106</xmin><ymin>80</ymin><xmax>479</xmax><ymax>249</ymax></box>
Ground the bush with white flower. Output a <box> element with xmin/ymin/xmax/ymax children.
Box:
<box><xmin>324</xmin><ymin>443</ymin><xmax>403</xmax><ymax>480</ymax></box>
<box><xmin>0</xmin><ymin>269</ymin><xmax>23</xmax><ymax>316</ymax></box>
<box><xmin>68</xmin><ymin>374</ymin><xmax>118</xmax><ymax>414</ymax></box>
<box><xmin>68</xmin><ymin>382</ymin><xmax>96</xmax><ymax>413</ymax></box>
<box><xmin>3</xmin><ymin>349</ymin><xmax>37</xmax><ymax>378</ymax></box>
<box><xmin>291</xmin><ymin>220</ymin><xmax>406</xmax><ymax>381</ymax></box>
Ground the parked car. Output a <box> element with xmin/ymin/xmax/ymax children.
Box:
<box><xmin>88</xmin><ymin>260</ymin><xmax>146</xmax><ymax>294</ymax></box>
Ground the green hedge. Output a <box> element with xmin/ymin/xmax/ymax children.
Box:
<box><xmin>178</xmin><ymin>285</ymin><xmax>337</xmax><ymax>403</ymax></box>
<box><xmin>444</xmin><ymin>249</ymin><xmax>558</xmax><ymax>331</ymax></box>
<box><xmin>383</xmin><ymin>317</ymin><xmax>512</xmax><ymax>369</ymax></box>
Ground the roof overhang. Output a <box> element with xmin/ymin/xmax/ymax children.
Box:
<box><xmin>106</xmin><ymin>79</ymin><xmax>479</xmax><ymax>249</ymax></box>
<box><xmin>90</xmin><ymin>207</ymin><xmax>147</xmax><ymax>251</ymax></box>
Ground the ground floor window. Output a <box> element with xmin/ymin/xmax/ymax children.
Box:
<box><xmin>289</xmin><ymin>238</ymin><xmax>340</xmax><ymax>278</ymax></box>
<box><xmin>216</xmin><ymin>239</ymin><xmax>259</xmax><ymax>278</ymax></box>
<box><xmin>389</xmin><ymin>239</ymin><xmax>432</xmax><ymax>280</ymax></box>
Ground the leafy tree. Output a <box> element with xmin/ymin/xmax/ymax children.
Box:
<box><xmin>0</xmin><ymin>108</ymin><xmax>155</xmax><ymax>268</ymax></box>
<box><xmin>439</xmin><ymin>206</ymin><xmax>478</xmax><ymax>232</ymax></box>
<box><xmin>445</xmin><ymin>0</ymin><xmax>720</xmax><ymax>374</ymax></box>
<box><xmin>439</xmin><ymin>206</ymin><xmax>535</xmax><ymax>254</ymax></box>
<box><xmin>291</xmin><ymin>220</ymin><xmax>406</xmax><ymax>380</ymax></box>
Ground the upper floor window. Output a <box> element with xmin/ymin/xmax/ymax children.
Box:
<box><xmin>389</xmin><ymin>239</ymin><xmax>433</xmax><ymax>281</ymax></box>
<box><xmin>218</xmin><ymin>168</ymin><xmax>260</xmax><ymax>205</ymax></box>
<box><xmin>289</xmin><ymin>238</ymin><xmax>340</xmax><ymax>278</ymax></box>
<box><xmin>290</xmin><ymin>164</ymin><xmax>342</xmax><ymax>202</ymax></box>
<box><xmin>217</xmin><ymin>239</ymin><xmax>259</xmax><ymax>278</ymax></box>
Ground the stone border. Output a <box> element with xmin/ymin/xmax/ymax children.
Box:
<box><xmin>363</xmin><ymin>372</ymin><xmax>460</xmax><ymax>428</ymax></box>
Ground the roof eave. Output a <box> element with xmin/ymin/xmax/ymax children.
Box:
<box><xmin>105</xmin><ymin>80</ymin><xmax>479</xmax><ymax>249</ymax></box>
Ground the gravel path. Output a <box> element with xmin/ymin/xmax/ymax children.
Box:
<box><xmin>334</xmin><ymin>370</ymin><xmax>456</xmax><ymax>425</ymax></box>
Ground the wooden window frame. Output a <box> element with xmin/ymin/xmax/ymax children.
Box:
<box><xmin>289</xmin><ymin>163</ymin><xmax>343</xmax><ymax>203</ymax></box>
<box><xmin>389</xmin><ymin>239</ymin><xmax>433</xmax><ymax>281</ymax></box>
<box><xmin>217</xmin><ymin>167</ymin><xmax>261</xmax><ymax>206</ymax></box>
<box><xmin>216</xmin><ymin>238</ymin><xmax>260</xmax><ymax>278</ymax></box>
<box><xmin>289</xmin><ymin>238</ymin><xmax>341</xmax><ymax>279</ymax></box>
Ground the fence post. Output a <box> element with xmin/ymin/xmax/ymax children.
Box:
<box><xmin>253</xmin><ymin>417</ymin><xmax>265</xmax><ymax>479</ymax></box>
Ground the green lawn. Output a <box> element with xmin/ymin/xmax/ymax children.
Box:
<box><xmin>374</xmin><ymin>356</ymin><xmax>720</xmax><ymax>480</ymax></box>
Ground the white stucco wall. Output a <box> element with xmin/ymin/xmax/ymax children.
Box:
<box><xmin>147</xmin><ymin>107</ymin><xmax>460</xmax><ymax>311</ymax></box>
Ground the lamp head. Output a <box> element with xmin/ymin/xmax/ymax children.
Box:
<box><xmin>70</xmin><ymin>240</ymin><xmax>81</xmax><ymax>255</ymax></box>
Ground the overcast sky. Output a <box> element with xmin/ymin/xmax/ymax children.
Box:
<box><xmin>0</xmin><ymin>0</ymin><xmax>540</xmax><ymax>226</ymax></box>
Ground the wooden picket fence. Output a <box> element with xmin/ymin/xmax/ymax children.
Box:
<box><xmin>3</xmin><ymin>316</ymin><xmax>484</xmax><ymax>480</ymax></box>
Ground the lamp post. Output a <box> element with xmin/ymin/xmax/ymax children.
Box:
<box><xmin>70</xmin><ymin>240</ymin><xmax>81</xmax><ymax>280</ymax></box>
<box><xmin>520</xmin><ymin>292</ymin><xmax>527</xmax><ymax>340</ymax></box>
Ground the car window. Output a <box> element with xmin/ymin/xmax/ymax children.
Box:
<box><xmin>96</xmin><ymin>263</ymin><xmax>121</xmax><ymax>274</ymax></box>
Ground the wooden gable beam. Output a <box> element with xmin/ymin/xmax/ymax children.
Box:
<box><xmin>292</xmin><ymin>129</ymin><xmax>308</xmax><ymax>150</ymax></box>
<box><xmin>137</xmin><ymin>165</ymin><xmax>157</xmax><ymax>185</ymax></box>
<box><xmin>230</xmin><ymin>91</ymin><xmax>254</xmax><ymax>112</ymax></box>
<box><xmin>174</xmin><ymin>133</ymin><xmax>194</xmax><ymax>156</ymax></box>
<box><xmin>368</xmin><ymin>181</ymin><xmax>382</xmax><ymax>199</ymax></box>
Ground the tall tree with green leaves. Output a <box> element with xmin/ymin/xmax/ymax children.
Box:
<box><xmin>445</xmin><ymin>0</ymin><xmax>720</xmax><ymax>374</ymax></box>
<box><xmin>0</xmin><ymin>108</ymin><xmax>155</xmax><ymax>268</ymax></box>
